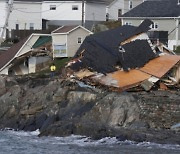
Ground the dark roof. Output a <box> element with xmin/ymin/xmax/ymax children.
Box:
<box><xmin>70</xmin><ymin>19</ymin><xmax>156</xmax><ymax>73</ymax></box>
<box><xmin>122</xmin><ymin>0</ymin><xmax>180</xmax><ymax>17</ymax></box>
<box><xmin>0</xmin><ymin>37</ymin><xmax>29</xmax><ymax>71</ymax></box>
<box><xmin>52</xmin><ymin>25</ymin><xmax>78</xmax><ymax>34</ymax></box>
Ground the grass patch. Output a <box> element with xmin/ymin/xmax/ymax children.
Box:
<box><xmin>53</xmin><ymin>57</ymin><xmax>71</xmax><ymax>71</ymax></box>
<box><xmin>174</xmin><ymin>46</ymin><xmax>180</xmax><ymax>55</ymax></box>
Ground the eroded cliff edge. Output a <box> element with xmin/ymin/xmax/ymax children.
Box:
<box><xmin>0</xmin><ymin>75</ymin><xmax>179</xmax><ymax>144</ymax></box>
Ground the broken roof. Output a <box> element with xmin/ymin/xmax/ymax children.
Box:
<box><xmin>122</xmin><ymin>0</ymin><xmax>180</xmax><ymax>18</ymax></box>
<box><xmin>0</xmin><ymin>36</ymin><xmax>29</xmax><ymax>72</ymax></box>
<box><xmin>71</xmin><ymin>19</ymin><xmax>156</xmax><ymax>74</ymax></box>
<box><xmin>0</xmin><ymin>34</ymin><xmax>51</xmax><ymax>72</ymax></box>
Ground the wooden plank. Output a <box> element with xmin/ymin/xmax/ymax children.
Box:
<box><xmin>109</xmin><ymin>69</ymin><xmax>151</xmax><ymax>88</ymax></box>
<box><xmin>140</xmin><ymin>55</ymin><xmax>180</xmax><ymax>78</ymax></box>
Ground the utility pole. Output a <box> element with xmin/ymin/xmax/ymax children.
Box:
<box><xmin>0</xmin><ymin>0</ymin><xmax>14</xmax><ymax>44</ymax></box>
<box><xmin>81</xmin><ymin>0</ymin><xmax>85</xmax><ymax>27</ymax></box>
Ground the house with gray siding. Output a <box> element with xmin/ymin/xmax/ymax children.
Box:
<box><xmin>120</xmin><ymin>0</ymin><xmax>180</xmax><ymax>50</ymax></box>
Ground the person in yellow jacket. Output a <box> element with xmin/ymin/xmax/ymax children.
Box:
<box><xmin>50</xmin><ymin>63</ymin><xmax>56</xmax><ymax>78</ymax></box>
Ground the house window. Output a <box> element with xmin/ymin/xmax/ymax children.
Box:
<box><xmin>72</xmin><ymin>5</ymin><xmax>78</xmax><ymax>10</ymax></box>
<box><xmin>124</xmin><ymin>22</ymin><xmax>132</xmax><ymax>25</ymax></box>
<box><xmin>29</xmin><ymin>23</ymin><xmax>34</xmax><ymax>30</ymax></box>
<box><xmin>118</xmin><ymin>9</ymin><xmax>122</xmax><ymax>18</ymax></box>
<box><xmin>53</xmin><ymin>44</ymin><xmax>67</xmax><ymax>57</ymax></box>
<box><xmin>129</xmin><ymin>0</ymin><xmax>133</xmax><ymax>9</ymax></box>
<box><xmin>16</xmin><ymin>24</ymin><xmax>19</xmax><ymax>30</ymax></box>
<box><xmin>77</xmin><ymin>37</ymin><xmax>82</xmax><ymax>44</ymax></box>
<box><xmin>50</xmin><ymin>5</ymin><xmax>56</xmax><ymax>10</ymax></box>
<box><xmin>150</xmin><ymin>22</ymin><xmax>158</xmax><ymax>30</ymax></box>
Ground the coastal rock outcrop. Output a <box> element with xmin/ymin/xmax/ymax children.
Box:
<box><xmin>0</xmin><ymin>75</ymin><xmax>179</xmax><ymax>144</ymax></box>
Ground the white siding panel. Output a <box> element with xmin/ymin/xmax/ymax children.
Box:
<box><xmin>8</xmin><ymin>2</ymin><xmax>42</xmax><ymax>30</ymax></box>
<box><xmin>85</xmin><ymin>3</ymin><xmax>106</xmax><ymax>21</ymax></box>
<box><xmin>42</xmin><ymin>2</ymin><xmax>82</xmax><ymax>20</ymax></box>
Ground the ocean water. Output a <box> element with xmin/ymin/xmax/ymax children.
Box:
<box><xmin>0</xmin><ymin>130</ymin><xmax>180</xmax><ymax>154</ymax></box>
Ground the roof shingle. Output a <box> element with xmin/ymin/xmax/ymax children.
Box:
<box><xmin>122</xmin><ymin>0</ymin><xmax>180</xmax><ymax>17</ymax></box>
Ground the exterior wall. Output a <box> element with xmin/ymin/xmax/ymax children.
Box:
<box><xmin>16</xmin><ymin>35</ymin><xmax>39</xmax><ymax>57</ymax></box>
<box><xmin>124</xmin><ymin>0</ymin><xmax>143</xmax><ymax>13</ymax></box>
<box><xmin>122</xmin><ymin>18</ymin><xmax>180</xmax><ymax>50</ymax></box>
<box><xmin>67</xmin><ymin>28</ymin><xmax>91</xmax><ymax>57</ymax></box>
<box><xmin>52</xmin><ymin>34</ymin><xmax>66</xmax><ymax>45</ymax></box>
<box><xmin>8</xmin><ymin>2</ymin><xmax>42</xmax><ymax>31</ymax></box>
<box><xmin>0</xmin><ymin>0</ymin><xmax>7</xmax><ymax>39</ymax></box>
<box><xmin>107</xmin><ymin>0</ymin><xmax>124</xmax><ymax>20</ymax></box>
<box><xmin>42</xmin><ymin>1</ymin><xmax>82</xmax><ymax>21</ymax></box>
<box><xmin>85</xmin><ymin>3</ymin><xmax>106</xmax><ymax>22</ymax></box>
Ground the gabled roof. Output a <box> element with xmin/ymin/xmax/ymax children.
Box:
<box><xmin>0</xmin><ymin>36</ymin><xmax>29</xmax><ymax>71</ymax></box>
<box><xmin>52</xmin><ymin>25</ymin><xmax>92</xmax><ymax>34</ymax></box>
<box><xmin>71</xmin><ymin>19</ymin><xmax>156</xmax><ymax>73</ymax></box>
<box><xmin>122</xmin><ymin>0</ymin><xmax>180</xmax><ymax>18</ymax></box>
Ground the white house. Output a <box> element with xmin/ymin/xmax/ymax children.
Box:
<box><xmin>42</xmin><ymin>0</ymin><xmax>107</xmax><ymax>29</ymax></box>
<box><xmin>51</xmin><ymin>25</ymin><xmax>92</xmax><ymax>58</ymax></box>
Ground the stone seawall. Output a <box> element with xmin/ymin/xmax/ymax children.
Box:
<box><xmin>0</xmin><ymin>75</ymin><xmax>179</xmax><ymax>144</ymax></box>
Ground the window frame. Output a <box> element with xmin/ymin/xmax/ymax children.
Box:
<box><xmin>16</xmin><ymin>23</ymin><xmax>19</xmax><ymax>30</ymax></box>
<box><xmin>150</xmin><ymin>22</ymin><xmax>158</xmax><ymax>30</ymax></box>
<box><xmin>50</xmin><ymin>5</ymin><xmax>56</xmax><ymax>10</ymax></box>
<box><xmin>72</xmin><ymin>5</ymin><xmax>79</xmax><ymax>10</ymax></box>
<box><xmin>129</xmin><ymin>0</ymin><xmax>133</xmax><ymax>9</ymax></box>
<box><xmin>77</xmin><ymin>37</ymin><xmax>82</xmax><ymax>44</ymax></box>
<box><xmin>29</xmin><ymin>23</ymin><xmax>34</xmax><ymax>30</ymax></box>
<box><xmin>124</xmin><ymin>21</ymin><xmax>132</xmax><ymax>25</ymax></box>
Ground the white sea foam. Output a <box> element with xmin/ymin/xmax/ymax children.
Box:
<box><xmin>5</xmin><ymin>129</ymin><xmax>40</xmax><ymax>137</ymax></box>
<box><xmin>1</xmin><ymin>130</ymin><xmax>180</xmax><ymax>150</ymax></box>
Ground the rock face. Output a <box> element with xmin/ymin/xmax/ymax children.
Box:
<box><xmin>0</xmin><ymin>75</ymin><xmax>180</xmax><ymax>144</ymax></box>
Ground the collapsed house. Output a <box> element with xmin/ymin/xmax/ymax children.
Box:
<box><xmin>65</xmin><ymin>19</ymin><xmax>180</xmax><ymax>91</ymax></box>
<box><xmin>0</xmin><ymin>34</ymin><xmax>52</xmax><ymax>75</ymax></box>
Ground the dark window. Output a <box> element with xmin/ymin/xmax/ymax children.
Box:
<box><xmin>72</xmin><ymin>5</ymin><xmax>78</xmax><ymax>10</ymax></box>
<box><xmin>16</xmin><ymin>24</ymin><xmax>19</xmax><ymax>30</ymax></box>
<box><xmin>30</xmin><ymin>23</ymin><xmax>34</xmax><ymax>30</ymax></box>
<box><xmin>129</xmin><ymin>1</ymin><xmax>133</xmax><ymax>9</ymax></box>
<box><xmin>77</xmin><ymin>37</ymin><xmax>82</xmax><ymax>44</ymax></box>
<box><xmin>50</xmin><ymin>5</ymin><xmax>56</xmax><ymax>10</ymax></box>
<box><xmin>118</xmin><ymin>9</ymin><xmax>122</xmax><ymax>17</ymax></box>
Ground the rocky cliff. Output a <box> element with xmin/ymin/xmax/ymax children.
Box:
<box><xmin>0</xmin><ymin>75</ymin><xmax>179</xmax><ymax>144</ymax></box>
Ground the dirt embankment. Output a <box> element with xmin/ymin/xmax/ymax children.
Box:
<box><xmin>0</xmin><ymin>75</ymin><xmax>180</xmax><ymax>144</ymax></box>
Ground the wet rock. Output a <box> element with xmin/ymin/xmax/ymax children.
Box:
<box><xmin>128</xmin><ymin>121</ymin><xmax>150</xmax><ymax>130</ymax></box>
<box><xmin>0</xmin><ymin>76</ymin><xmax>180</xmax><ymax>144</ymax></box>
